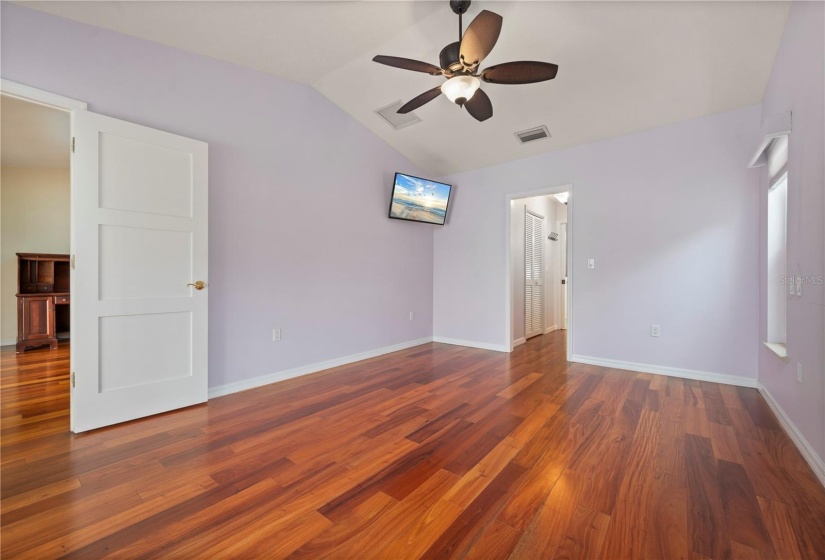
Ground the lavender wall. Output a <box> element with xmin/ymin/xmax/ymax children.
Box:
<box><xmin>1</xmin><ymin>4</ymin><xmax>434</xmax><ymax>389</ymax></box>
<box><xmin>434</xmin><ymin>105</ymin><xmax>762</xmax><ymax>380</ymax></box>
<box><xmin>757</xmin><ymin>1</ymin><xmax>825</xmax><ymax>461</ymax></box>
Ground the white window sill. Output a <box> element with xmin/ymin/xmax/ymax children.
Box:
<box><xmin>763</xmin><ymin>342</ymin><xmax>788</xmax><ymax>359</ymax></box>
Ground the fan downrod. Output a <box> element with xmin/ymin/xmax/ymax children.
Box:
<box><xmin>449</xmin><ymin>0</ymin><xmax>471</xmax><ymax>15</ymax></box>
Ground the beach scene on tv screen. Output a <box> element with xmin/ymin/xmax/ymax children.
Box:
<box><xmin>390</xmin><ymin>174</ymin><xmax>451</xmax><ymax>224</ymax></box>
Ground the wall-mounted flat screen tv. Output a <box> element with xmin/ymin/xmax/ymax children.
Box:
<box><xmin>388</xmin><ymin>172</ymin><xmax>452</xmax><ymax>226</ymax></box>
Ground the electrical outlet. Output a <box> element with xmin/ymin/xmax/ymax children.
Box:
<box><xmin>650</xmin><ymin>325</ymin><xmax>661</xmax><ymax>337</ymax></box>
<box><xmin>587</xmin><ymin>258</ymin><xmax>595</xmax><ymax>269</ymax></box>
<box><xmin>409</xmin><ymin>311</ymin><xmax>414</xmax><ymax>321</ymax></box>
<box><xmin>272</xmin><ymin>328</ymin><xmax>281</xmax><ymax>342</ymax></box>
<box><xmin>797</xmin><ymin>362</ymin><xmax>803</xmax><ymax>384</ymax></box>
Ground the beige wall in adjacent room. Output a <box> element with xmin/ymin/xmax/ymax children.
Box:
<box><xmin>1</xmin><ymin>166</ymin><xmax>70</xmax><ymax>342</ymax></box>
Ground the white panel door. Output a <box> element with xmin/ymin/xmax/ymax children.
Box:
<box><xmin>525</xmin><ymin>210</ymin><xmax>544</xmax><ymax>339</ymax></box>
<box><xmin>71</xmin><ymin>110</ymin><xmax>208</xmax><ymax>433</ymax></box>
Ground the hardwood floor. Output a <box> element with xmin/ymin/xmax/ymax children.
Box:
<box><xmin>2</xmin><ymin>333</ymin><xmax>824</xmax><ymax>559</ymax></box>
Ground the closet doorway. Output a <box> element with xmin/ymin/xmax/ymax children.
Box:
<box><xmin>524</xmin><ymin>209</ymin><xmax>545</xmax><ymax>340</ymax></box>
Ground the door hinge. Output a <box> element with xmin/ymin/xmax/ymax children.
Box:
<box><xmin>71</xmin><ymin>255</ymin><xmax>76</xmax><ymax>270</ymax></box>
<box><xmin>71</xmin><ymin>372</ymin><xmax>76</xmax><ymax>388</ymax></box>
<box><xmin>72</xmin><ymin>137</ymin><xmax>76</xmax><ymax>153</ymax></box>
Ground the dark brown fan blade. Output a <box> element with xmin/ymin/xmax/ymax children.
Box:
<box><xmin>398</xmin><ymin>86</ymin><xmax>443</xmax><ymax>114</ymax></box>
<box><xmin>481</xmin><ymin>61</ymin><xmax>559</xmax><ymax>84</ymax></box>
<box><xmin>464</xmin><ymin>89</ymin><xmax>493</xmax><ymax>122</ymax></box>
<box><xmin>373</xmin><ymin>55</ymin><xmax>442</xmax><ymax>76</ymax></box>
<box><xmin>459</xmin><ymin>10</ymin><xmax>503</xmax><ymax>67</ymax></box>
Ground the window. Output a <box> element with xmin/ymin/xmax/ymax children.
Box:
<box><xmin>765</xmin><ymin>135</ymin><xmax>788</xmax><ymax>356</ymax></box>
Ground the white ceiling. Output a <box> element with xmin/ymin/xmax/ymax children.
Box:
<box><xmin>17</xmin><ymin>1</ymin><xmax>790</xmax><ymax>176</ymax></box>
<box><xmin>1</xmin><ymin>95</ymin><xmax>70</xmax><ymax>168</ymax></box>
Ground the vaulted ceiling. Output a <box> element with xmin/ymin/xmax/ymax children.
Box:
<box><xmin>17</xmin><ymin>1</ymin><xmax>790</xmax><ymax>176</ymax></box>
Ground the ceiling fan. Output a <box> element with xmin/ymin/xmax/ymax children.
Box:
<box><xmin>373</xmin><ymin>0</ymin><xmax>559</xmax><ymax>122</ymax></box>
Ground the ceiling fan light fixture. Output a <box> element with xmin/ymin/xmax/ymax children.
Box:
<box><xmin>441</xmin><ymin>75</ymin><xmax>481</xmax><ymax>105</ymax></box>
<box><xmin>372</xmin><ymin>3</ymin><xmax>558</xmax><ymax>122</ymax></box>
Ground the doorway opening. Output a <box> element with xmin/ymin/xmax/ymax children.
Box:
<box><xmin>1</xmin><ymin>93</ymin><xmax>72</xmax><ymax>432</ymax></box>
<box><xmin>505</xmin><ymin>186</ymin><xmax>572</xmax><ymax>357</ymax></box>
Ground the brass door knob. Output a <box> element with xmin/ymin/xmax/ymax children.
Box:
<box><xmin>188</xmin><ymin>281</ymin><xmax>206</xmax><ymax>290</ymax></box>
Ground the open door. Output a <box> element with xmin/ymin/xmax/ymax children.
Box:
<box><xmin>71</xmin><ymin>110</ymin><xmax>208</xmax><ymax>433</ymax></box>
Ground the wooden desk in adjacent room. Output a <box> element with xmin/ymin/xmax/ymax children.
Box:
<box><xmin>16</xmin><ymin>253</ymin><xmax>70</xmax><ymax>353</ymax></box>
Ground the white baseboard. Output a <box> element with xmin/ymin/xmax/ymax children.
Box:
<box><xmin>208</xmin><ymin>337</ymin><xmax>433</xmax><ymax>399</ymax></box>
<box><xmin>432</xmin><ymin>336</ymin><xmax>508</xmax><ymax>353</ymax></box>
<box><xmin>512</xmin><ymin>337</ymin><xmax>526</xmax><ymax>348</ymax></box>
<box><xmin>757</xmin><ymin>382</ymin><xmax>825</xmax><ymax>488</ymax></box>
<box><xmin>570</xmin><ymin>354</ymin><xmax>758</xmax><ymax>388</ymax></box>
<box><xmin>544</xmin><ymin>325</ymin><xmax>558</xmax><ymax>334</ymax></box>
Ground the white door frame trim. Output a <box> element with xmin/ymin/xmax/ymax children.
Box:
<box><xmin>1</xmin><ymin>79</ymin><xmax>87</xmax><ymax>111</ymax></box>
<box><xmin>1</xmin><ymin>80</ymin><xmax>86</xmax><ymax>432</ymax></box>
<box><xmin>505</xmin><ymin>184</ymin><xmax>574</xmax><ymax>357</ymax></box>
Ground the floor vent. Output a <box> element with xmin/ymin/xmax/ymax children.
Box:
<box><xmin>515</xmin><ymin>125</ymin><xmax>551</xmax><ymax>144</ymax></box>
<box><xmin>375</xmin><ymin>100</ymin><xmax>422</xmax><ymax>130</ymax></box>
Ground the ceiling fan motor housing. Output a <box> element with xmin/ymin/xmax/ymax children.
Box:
<box><xmin>439</xmin><ymin>42</ymin><xmax>462</xmax><ymax>73</ymax></box>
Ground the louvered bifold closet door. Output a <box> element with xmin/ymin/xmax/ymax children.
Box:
<box><xmin>525</xmin><ymin>210</ymin><xmax>544</xmax><ymax>339</ymax></box>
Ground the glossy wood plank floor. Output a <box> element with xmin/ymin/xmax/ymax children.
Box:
<box><xmin>2</xmin><ymin>334</ymin><xmax>825</xmax><ymax>559</ymax></box>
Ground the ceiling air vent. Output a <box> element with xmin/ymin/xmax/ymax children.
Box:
<box><xmin>375</xmin><ymin>100</ymin><xmax>422</xmax><ymax>130</ymax></box>
<box><xmin>515</xmin><ymin>125</ymin><xmax>551</xmax><ymax>144</ymax></box>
